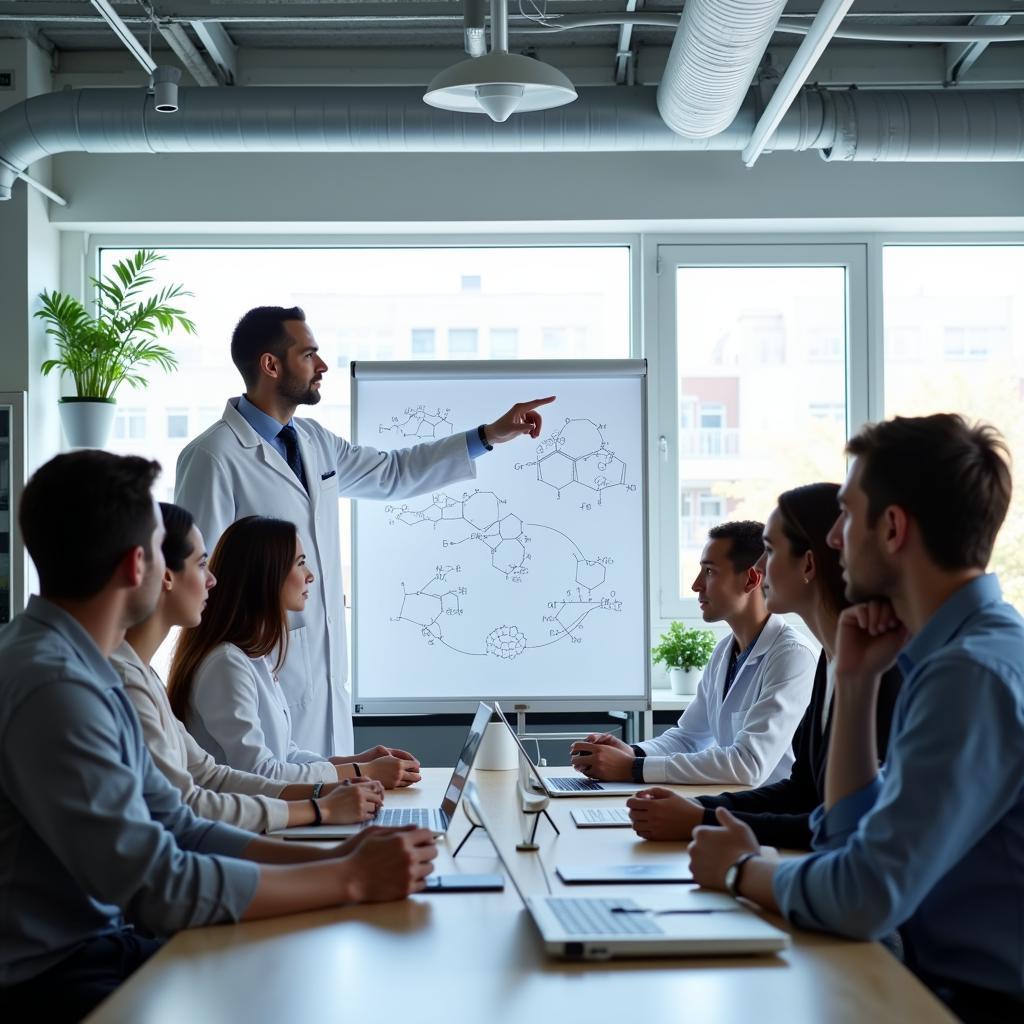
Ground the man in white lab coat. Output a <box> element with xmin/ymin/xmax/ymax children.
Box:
<box><xmin>571</xmin><ymin>520</ymin><xmax>816</xmax><ymax>786</ymax></box>
<box><xmin>175</xmin><ymin>306</ymin><xmax>553</xmax><ymax>756</ymax></box>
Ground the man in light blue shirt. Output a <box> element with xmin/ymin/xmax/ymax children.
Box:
<box><xmin>0</xmin><ymin>451</ymin><xmax>439</xmax><ymax>1021</ymax></box>
<box><xmin>688</xmin><ymin>413</ymin><xmax>1024</xmax><ymax>1022</ymax></box>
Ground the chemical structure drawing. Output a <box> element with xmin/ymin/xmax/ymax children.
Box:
<box><xmin>385</xmin><ymin>492</ymin><xmax>623</xmax><ymax>659</ymax></box>
<box><xmin>385</xmin><ymin>490</ymin><xmax>532</xmax><ymax>581</ymax></box>
<box><xmin>514</xmin><ymin>417</ymin><xmax>636</xmax><ymax>506</ymax></box>
<box><xmin>379</xmin><ymin>404</ymin><xmax>454</xmax><ymax>440</ymax></box>
<box><xmin>391</xmin><ymin>566</ymin><xmax>479</xmax><ymax>656</ymax></box>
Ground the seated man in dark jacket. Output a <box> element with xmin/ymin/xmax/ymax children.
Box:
<box><xmin>628</xmin><ymin>482</ymin><xmax>900</xmax><ymax>850</ymax></box>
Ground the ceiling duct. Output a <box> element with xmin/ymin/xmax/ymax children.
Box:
<box><xmin>0</xmin><ymin>86</ymin><xmax>1022</xmax><ymax>201</ymax></box>
<box><xmin>657</xmin><ymin>0</ymin><xmax>789</xmax><ymax>139</ymax></box>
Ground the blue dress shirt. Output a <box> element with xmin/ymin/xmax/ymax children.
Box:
<box><xmin>0</xmin><ymin>597</ymin><xmax>260</xmax><ymax>985</ymax></box>
<box><xmin>237</xmin><ymin>394</ymin><xmax>489</xmax><ymax>465</ymax></box>
<box><xmin>772</xmin><ymin>574</ymin><xmax>1024</xmax><ymax>998</ymax></box>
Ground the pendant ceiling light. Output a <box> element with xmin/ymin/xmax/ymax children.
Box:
<box><xmin>424</xmin><ymin>0</ymin><xmax>577</xmax><ymax>122</ymax></box>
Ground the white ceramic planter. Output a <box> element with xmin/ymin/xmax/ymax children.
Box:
<box><xmin>58</xmin><ymin>398</ymin><xmax>116</xmax><ymax>449</ymax></box>
<box><xmin>669</xmin><ymin>666</ymin><xmax>701</xmax><ymax>695</ymax></box>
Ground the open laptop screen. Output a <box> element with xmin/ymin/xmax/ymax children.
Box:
<box><xmin>441</xmin><ymin>702</ymin><xmax>492</xmax><ymax>819</ymax></box>
<box><xmin>492</xmin><ymin>702</ymin><xmax>549</xmax><ymax>791</ymax></box>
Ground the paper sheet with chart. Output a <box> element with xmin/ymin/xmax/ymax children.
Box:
<box><xmin>352</xmin><ymin>362</ymin><xmax>649</xmax><ymax>713</ymax></box>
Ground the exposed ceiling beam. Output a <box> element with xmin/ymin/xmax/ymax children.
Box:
<box><xmin>946</xmin><ymin>13</ymin><xmax>1012</xmax><ymax>81</ymax></box>
<box><xmin>614</xmin><ymin>0</ymin><xmax>640</xmax><ymax>85</ymax></box>
<box><xmin>190</xmin><ymin>20</ymin><xmax>237</xmax><ymax>84</ymax></box>
<box><xmin>5</xmin><ymin>2</ymin><xmax>1024</xmax><ymax>25</ymax></box>
<box><xmin>88</xmin><ymin>0</ymin><xmax>155</xmax><ymax>72</ymax></box>
<box><xmin>743</xmin><ymin>0</ymin><xmax>856</xmax><ymax>166</ymax></box>
<box><xmin>158</xmin><ymin>21</ymin><xmax>218</xmax><ymax>85</ymax></box>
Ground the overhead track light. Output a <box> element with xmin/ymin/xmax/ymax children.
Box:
<box><xmin>425</xmin><ymin>0</ymin><xmax>576</xmax><ymax>122</ymax></box>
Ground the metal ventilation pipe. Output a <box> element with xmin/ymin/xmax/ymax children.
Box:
<box><xmin>657</xmin><ymin>0</ymin><xmax>789</xmax><ymax>139</ymax></box>
<box><xmin>1</xmin><ymin>86</ymin><xmax>1022</xmax><ymax>200</ymax></box>
<box><xmin>463</xmin><ymin>0</ymin><xmax>487</xmax><ymax>57</ymax></box>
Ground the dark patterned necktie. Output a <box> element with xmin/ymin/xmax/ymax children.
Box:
<box><xmin>276</xmin><ymin>424</ymin><xmax>307</xmax><ymax>493</ymax></box>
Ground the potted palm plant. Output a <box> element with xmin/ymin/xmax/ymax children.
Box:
<box><xmin>652</xmin><ymin>622</ymin><xmax>717</xmax><ymax>695</ymax></box>
<box><xmin>36</xmin><ymin>250</ymin><xmax>195</xmax><ymax>449</ymax></box>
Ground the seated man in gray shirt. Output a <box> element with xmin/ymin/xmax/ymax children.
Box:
<box><xmin>0</xmin><ymin>451</ymin><xmax>438</xmax><ymax>1022</ymax></box>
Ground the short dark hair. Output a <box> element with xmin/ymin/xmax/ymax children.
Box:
<box><xmin>846</xmin><ymin>413</ymin><xmax>1012</xmax><ymax>571</ymax></box>
<box><xmin>159</xmin><ymin>502</ymin><xmax>196</xmax><ymax>573</ymax></box>
<box><xmin>230</xmin><ymin>306</ymin><xmax>306</xmax><ymax>388</ymax></box>
<box><xmin>776</xmin><ymin>483</ymin><xmax>846</xmax><ymax>619</ymax></box>
<box><xmin>21</xmin><ymin>451</ymin><xmax>161</xmax><ymax>600</ymax></box>
<box><xmin>707</xmin><ymin>520</ymin><xmax>765</xmax><ymax>573</ymax></box>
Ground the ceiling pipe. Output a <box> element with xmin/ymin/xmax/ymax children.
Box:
<box><xmin>0</xmin><ymin>86</ymin><xmax>1022</xmax><ymax>201</ymax></box>
<box><xmin>743</xmin><ymin>0</ymin><xmax>855</xmax><ymax>166</ymax></box>
<box><xmin>657</xmin><ymin>0</ymin><xmax>790</xmax><ymax>140</ymax></box>
<box><xmin>464</xmin><ymin>0</ymin><xmax>487</xmax><ymax>57</ymax></box>
<box><xmin>515</xmin><ymin>13</ymin><xmax>1024</xmax><ymax>43</ymax></box>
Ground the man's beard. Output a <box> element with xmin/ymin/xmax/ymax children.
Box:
<box><xmin>278</xmin><ymin>372</ymin><xmax>321</xmax><ymax>406</ymax></box>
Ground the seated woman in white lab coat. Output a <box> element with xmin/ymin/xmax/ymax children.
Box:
<box><xmin>167</xmin><ymin>515</ymin><xmax>422</xmax><ymax>788</ymax></box>
<box><xmin>112</xmin><ymin>502</ymin><xmax>386</xmax><ymax>831</ymax></box>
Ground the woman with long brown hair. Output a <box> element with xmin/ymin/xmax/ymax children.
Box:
<box><xmin>168</xmin><ymin>515</ymin><xmax>421</xmax><ymax>787</ymax></box>
<box><xmin>628</xmin><ymin>482</ymin><xmax>902</xmax><ymax>850</ymax></box>
<box><xmin>113</xmin><ymin>503</ymin><xmax>384</xmax><ymax>831</ymax></box>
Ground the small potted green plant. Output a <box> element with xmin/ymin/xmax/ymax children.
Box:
<box><xmin>652</xmin><ymin>621</ymin><xmax>716</xmax><ymax>695</ymax></box>
<box><xmin>35</xmin><ymin>249</ymin><xmax>195</xmax><ymax>449</ymax></box>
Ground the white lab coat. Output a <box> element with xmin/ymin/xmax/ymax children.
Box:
<box><xmin>174</xmin><ymin>399</ymin><xmax>476</xmax><ymax>754</ymax></box>
<box><xmin>639</xmin><ymin>615</ymin><xmax>817</xmax><ymax>786</ymax></box>
<box><xmin>185</xmin><ymin>642</ymin><xmax>337</xmax><ymax>783</ymax></box>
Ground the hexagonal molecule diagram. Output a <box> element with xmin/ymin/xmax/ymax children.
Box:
<box><xmin>486</xmin><ymin>625</ymin><xmax>528</xmax><ymax>660</ymax></box>
<box><xmin>528</xmin><ymin>418</ymin><xmax>629</xmax><ymax>504</ymax></box>
<box><xmin>380</xmin><ymin>405</ymin><xmax>454</xmax><ymax>440</ymax></box>
<box><xmin>394</xmin><ymin>568</ymin><xmax>465</xmax><ymax>644</ymax></box>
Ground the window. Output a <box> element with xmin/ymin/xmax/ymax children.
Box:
<box><xmin>884</xmin><ymin>244</ymin><xmax>1024</xmax><ymax>605</ymax></box>
<box><xmin>942</xmin><ymin>325</ymin><xmax>1008</xmax><ymax>361</ymax></box>
<box><xmin>659</xmin><ymin>246</ymin><xmax>860</xmax><ymax>614</ymax></box>
<box><xmin>489</xmin><ymin>328</ymin><xmax>518</xmax><ymax>358</ymax></box>
<box><xmin>166</xmin><ymin>410</ymin><xmax>189</xmax><ymax>438</ymax></box>
<box><xmin>97</xmin><ymin>244</ymin><xmax>631</xmax><ymax>672</ymax></box>
<box><xmin>447</xmin><ymin>328</ymin><xmax>478</xmax><ymax>355</ymax></box>
<box><xmin>542</xmin><ymin>328</ymin><xmax>568</xmax><ymax>354</ymax></box>
<box><xmin>410</xmin><ymin>328</ymin><xmax>435</xmax><ymax>357</ymax></box>
<box><xmin>113</xmin><ymin>408</ymin><xmax>146</xmax><ymax>441</ymax></box>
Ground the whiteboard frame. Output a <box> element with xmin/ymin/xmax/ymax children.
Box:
<box><xmin>350</xmin><ymin>359</ymin><xmax>650</xmax><ymax>715</ymax></box>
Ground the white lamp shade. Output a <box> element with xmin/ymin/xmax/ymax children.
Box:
<box><xmin>424</xmin><ymin>52</ymin><xmax>577</xmax><ymax>121</ymax></box>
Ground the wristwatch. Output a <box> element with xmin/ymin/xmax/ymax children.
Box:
<box><xmin>724</xmin><ymin>852</ymin><xmax>757</xmax><ymax>899</ymax></box>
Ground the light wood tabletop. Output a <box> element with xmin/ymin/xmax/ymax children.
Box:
<box><xmin>86</xmin><ymin>766</ymin><xmax>954</xmax><ymax>1024</ymax></box>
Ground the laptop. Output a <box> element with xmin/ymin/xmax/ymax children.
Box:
<box><xmin>493</xmin><ymin>702</ymin><xmax>644</xmax><ymax>797</ymax></box>
<box><xmin>272</xmin><ymin>701</ymin><xmax>492</xmax><ymax>839</ymax></box>
<box><xmin>463</xmin><ymin>782</ymin><xmax>790</xmax><ymax>961</ymax></box>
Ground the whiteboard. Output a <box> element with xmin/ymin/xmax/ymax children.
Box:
<box><xmin>351</xmin><ymin>360</ymin><xmax>649</xmax><ymax>714</ymax></box>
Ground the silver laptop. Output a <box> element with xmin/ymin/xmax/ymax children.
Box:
<box><xmin>493</xmin><ymin>702</ymin><xmax>644</xmax><ymax>797</ymax></box>
<box><xmin>463</xmin><ymin>782</ymin><xmax>789</xmax><ymax>961</ymax></box>
<box><xmin>273</xmin><ymin>701</ymin><xmax>492</xmax><ymax>839</ymax></box>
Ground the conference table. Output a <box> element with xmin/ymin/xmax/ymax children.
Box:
<box><xmin>87</xmin><ymin>767</ymin><xmax>955</xmax><ymax>1023</ymax></box>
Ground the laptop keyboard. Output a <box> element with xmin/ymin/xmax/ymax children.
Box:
<box><xmin>548</xmin><ymin>776</ymin><xmax>606</xmax><ymax>792</ymax></box>
<box><xmin>374</xmin><ymin>808</ymin><xmax>438</xmax><ymax>828</ymax></box>
<box><xmin>545</xmin><ymin>898</ymin><xmax>662</xmax><ymax>936</ymax></box>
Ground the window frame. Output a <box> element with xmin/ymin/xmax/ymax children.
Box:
<box><xmin>651</xmin><ymin>242</ymin><xmax>869</xmax><ymax>622</ymax></box>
